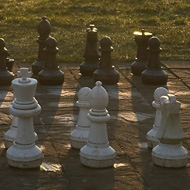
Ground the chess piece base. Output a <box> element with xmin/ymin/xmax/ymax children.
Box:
<box><xmin>80</xmin><ymin>61</ymin><xmax>99</xmax><ymax>76</ymax></box>
<box><xmin>70</xmin><ymin>126</ymin><xmax>89</xmax><ymax>149</ymax></box>
<box><xmin>7</xmin><ymin>142</ymin><xmax>43</xmax><ymax>168</ymax></box>
<box><xmin>141</xmin><ymin>68</ymin><xmax>168</xmax><ymax>85</ymax></box>
<box><xmin>80</xmin><ymin>142</ymin><xmax>116</xmax><ymax>168</ymax></box>
<box><xmin>93</xmin><ymin>67</ymin><xmax>119</xmax><ymax>85</ymax></box>
<box><xmin>131</xmin><ymin>60</ymin><xmax>147</xmax><ymax>76</ymax></box>
<box><xmin>39</xmin><ymin>69</ymin><xmax>64</xmax><ymax>85</ymax></box>
<box><xmin>32</xmin><ymin>60</ymin><xmax>44</xmax><ymax>75</ymax></box>
<box><xmin>152</xmin><ymin>143</ymin><xmax>188</xmax><ymax>168</ymax></box>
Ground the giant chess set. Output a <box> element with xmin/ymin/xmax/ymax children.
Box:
<box><xmin>0</xmin><ymin>17</ymin><xmax>189</xmax><ymax>171</ymax></box>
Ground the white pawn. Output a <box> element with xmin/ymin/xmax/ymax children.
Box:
<box><xmin>6</xmin><ymin>68</ymin><xmax>43</xmax><ymax>168</ymax></box>
<box><xmin>152</xmin><ymin>94</ymin><xmax>188</xmax><ymax>168</ymax></box>
<box><xmin>4</xmin><ymin>115</ymin><xmax>18</xmax><ymax>148</ymax></box>
<box><xmin>70</xmin><ymin>87</ymin><xmax>91</xmax><ymax>149</ymax></box>
<box><xmin>146</xmin><ymin>87</ymin><xmax>169</xmax><ymax>148</ymax></box>
<box><xmin>80</xmin><ymin>81</ymin><xmax>116</xmax><ymax>168</ymax></box>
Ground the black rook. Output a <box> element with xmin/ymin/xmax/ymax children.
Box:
<box><xmin>131</xmin><ymin>29</ymin><xmax>152</xmax><ymax>76</ymax></box>
<box><xmin>80</xmin><ymin>24</ymin><xmax>100</xmax><ymax>76</ymax></box>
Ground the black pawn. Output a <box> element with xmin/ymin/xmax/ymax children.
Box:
<box><xmin>32</xmin><ymin>16</ymin><xmax>51</xmax><ymax>75</ymax></box>
<box><xmin>80</xmin><ymin>24</ymin><xmax>100</xmax><ymax>76</ymax></box>
<box><xmin>0</xmin><ymin>38</ymin><xmax>14</xmax><ymax>86</ymax></box>
<box><xmin>38</xmin><ymin>36</ymin><xmax>64</xmax><ymax>85</ymax></box>
<box><xmin>141</xmin><ymin>37</ymin><xmax>168</xmax><ymax>85</ymax></box>
<box><xmin>131</xmin><ymin>29</ymin><xmax>152</xmax><ymax>76</ymax></box>
<box><xmin>93</xmin><ymin>36</ymin><xmax>119</xmax><ymax>85</ymax></box>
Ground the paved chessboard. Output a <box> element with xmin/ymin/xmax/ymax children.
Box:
<box><xmin>0</xmin><ymin>61</ymin><xmax>189</xmax><ymax>189</ymax></box>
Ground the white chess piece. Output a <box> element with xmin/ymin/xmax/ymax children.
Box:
<box><xmin>146</xmin><ymin>87</ymin><xmax>169</xmax><ymax>148</ymax></box>
<box><xmin>4</xmin><ymin>72</ymin><xmax>38</xmax><ymax>148</ymax></box>
<box><xmin>6</xmin><ymin>68</ymin><xmax>43</xmax><ymax>168</ymax></box>
<box><xmin>80</xmin><ymin>81</ymin><xmax>116</xmax><ymax>168</ymax></box>
<box><xmin>152</xmin><ymin>94</ymin><xmax>188</xmax><ymax>168</ymax></box>
<box><xmin>70</xmin><ymin>87</ymin><xmax>91</xmax><ymax>149</ymax></box>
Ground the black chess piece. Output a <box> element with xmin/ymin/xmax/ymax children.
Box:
<box><xmin>6</xmin><ymin>51</ymin><xmax>14</xmax><ymax>72</ymax></box>
<box><xmin>38</xmin><ymin>36</ymin><xmax>64</xmax><ymax>85</ymax></box>
<box><xmin>93</xmin><ymin>36</ymin><xmax>119</xmax><ymax>85</ymax></box>
<box><xmin>80</xmin><ymin>24</ymin><xmax>100</xmax><ymax>76</ymax></box>
<box><xmin>0</xmin><ymin>38</ymin><xmax>14</xmax><ymax>86</ymax></box>
<box><xmin>131</xmin><ymin>29</ymin><xmax>152</xmax><ymax>76</ymax></box>
<box><xmin>32</xmin><ymin>16</ymin><xmax>51</xmax><ymax>75</ymax></box>
<box><xmin>141</xmin><ymin>36</ymin><xmax>168</xmax><ymax>85</ymax></box>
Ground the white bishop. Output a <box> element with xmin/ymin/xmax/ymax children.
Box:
<box><xmin>80</xmin><ymin>81</ymin><xmax>116</xmax><ymax>168</ymax></box>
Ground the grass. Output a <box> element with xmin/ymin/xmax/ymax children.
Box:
<box><xmin>0</xmin><ymin>0</ymin><xmax>190</xmax><ymax>64</ymax></box>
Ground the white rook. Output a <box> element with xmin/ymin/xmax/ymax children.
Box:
<box><xmin>6</xmin><ymin>68</ymin><xmax>43</xmax><ymax>168</ymax></box>
<box><xmin>80</xmin><ymin>81</ymin><xmax>116</xmax><ymax>168</ymax></box>
<box><xmin>146</xmin><ymin>87</ymin><xmax>169</xmax><ymax>148</ymax></box>
<box><xmin>70</xmin><ymin>87</ymin><xmax>91</xmax><ymax>149</ymax></box>
<box><xmin>152</xmin><ymin>94</ymin><xmax>188</xmax><ymax>168</ymax></box>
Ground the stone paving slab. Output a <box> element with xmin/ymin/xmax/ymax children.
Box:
<box><xmin>0</xmin><ymin>62</ymin><xmax>189</xmax><ymax>190</ymax></box>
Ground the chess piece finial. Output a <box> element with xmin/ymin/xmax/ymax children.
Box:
<box><xmin>131</xmin><ymin>29</ymin><xmax>152</xmax><ymax>76</ymax></box>
<box><xmin>0</xmin><ymin>38</ymin><xmax>14</xmax><ymax>86</ymax></box>
<box><xmin>17</xmin><ymin>68</ymin><xmax>32</xmax><ymax>83</ymax></box>
<box><xmin>70</xmin><ymin>87</ymin><xmax>92</xmax><ymax>149</ymax></box>
<box><xmin>141</xmin><ymin>36</ymin><xmax>168</xmax><ymax>85</ymax></box>
<box><xmin>38</xmin><ymin>36</ymin><xmax>64</xmax><ymax>85</ymax></box>
<box><xmin>93</xmin><ymin>36</ymin><xmax>119</xmax><ymax>85</ymax></box>
<box><xmin>146</xmin><ymin>87</ymin><xmax>169</xmax><ymax>148</ymax></box>
<box><xmin>152</xmin><ymin>94</ymin><xmax>188</xmax><ymax>168</ymax></box>
<box><xmin>80</xmin><ymin>81</ymin><xmax>116</xmax><ymax>168</ymax></box>
<box><xmin>80</xmin><ymin>24</ymin><xmax>100</xmax><ymax>76</ymax></box>
<box><xmin>32</xmin><ymin>16</ymin><xmax>51</xmax><ymax>75</ymax></box>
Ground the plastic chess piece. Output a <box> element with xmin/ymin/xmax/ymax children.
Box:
<box><xmin>146</xmin><ymin>87</ymin><xmax>169</xmax><ymax>148</ymax></box>
<box><xmin>0</xmin><ymin>38</ymin><xmax>14</xmax><ymax>86</ymax></box>
<box><xmin>80</xmin><ymin>81</ymin><xmax>116</xmax><ymax>168</ymax></box>
<box><xmin>80</xmin><ymin>24</ymin><xmax>100</xmax><ymax>76</ymax></box>
<box><xmin>152</xmin><ymin>94</ymin><xmax>188</xmax><ymax>168</ymax></box>
<box><xmin>6</xmin><ymin>68</ymin><xmax>43</xmax><ymax>168</ymax></box>
<box><xmin>32</xmin><ymin>16</ymin><xmax>51</xmax><ymax>75</ymax></box>
<box><xmin>131</xmin><ymin>29</ymin><xmax>152</xmax><ymax>76</ymax></box>
<box><xmin>4</xmin><ymin>73</ymin><xmax>38</xmax><ymax>148</ymax></box>
<box><xmin>93</xmin><ymin>36</ymin><xmax>119</xmax><ymax>85</ymax></box>
<box><xmin>38</xmin><ymin>36</ymin><xmax>64</xmax><ymax>85</ymax></box>
<box><xmin>70</xmin><ymin>87</ymin><xmax>91</xmax><ymax>149</ymax></box>
<box><xmin>141</xmin><ymin>36</ymin><xmax>168</xmax><ymax>85</ymax></box>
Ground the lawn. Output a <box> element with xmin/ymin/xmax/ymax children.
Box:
<box><xmin>0</xmin><ymin>0</ymin><xmax>189</xmax><ymax>64</ymax></box>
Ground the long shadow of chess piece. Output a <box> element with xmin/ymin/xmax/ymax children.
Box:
<box><xmin>141</xmin><ymin>36</ymin><xmax>168</xmax><ymax>85</ymax></box>
<box><xmin>131</xmin><ymin>29</ymin><xmax>152</xmax><ymax>76</ymax></box>
<box><xmin>32</xmin><ymin>16</ymin><xmax>51</xmax><ymax>75</ymax></box>
<box><xmin>38</xmin><ymin>36</ymin><xmax>64</xmax><ymax>85</ymax></box>
<box><xmin>80</xmin><ymin>24</ymin><xmax>100</xmax><ymax>76</ymax></box>
<box><xmin>93</xmin><ymin>36</ymin><xmax>119</xmax><ymax>85</ymax></box>
<box><xmin>0</xmin><ymin>38</ymin><xmax>14</xmax><ymax>86</ymax></box>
